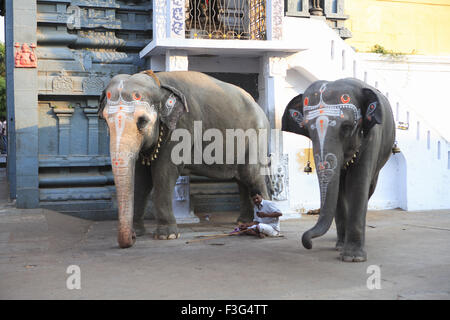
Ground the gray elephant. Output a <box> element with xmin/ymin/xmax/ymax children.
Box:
<box><xmin>99</xmin><ymin>70</ymin><xmax>271</xmax><ymax>248</ymax></box>
<box><xmin>282</xmin><ymin>78</ymin><xmax>395</xmax><ymax>262</ymax></box>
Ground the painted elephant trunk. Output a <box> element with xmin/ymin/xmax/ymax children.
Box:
<box><xmin>302</xmin><ymin>152</ymin><xmax>342</xmax><ymax>249</ymax></box>
<box><xmin>112</xmin><ymin>154</ymin><xmax>137</xmax><ymax>248</ymax></box>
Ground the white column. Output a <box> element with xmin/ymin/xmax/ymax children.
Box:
<box><xmin>262</xmin><ymin>54</ymin><xmax>300</xmax><ymax>218</ymax></box>
<box><xmin>262</xmin><ymin>54</ymin><xmax>288</xmax><ymax>151</ymax></box>
<box><xmin>165</xmin><ymin>49</ymin><xmax>189</xmax><ymax>71</ymax></box>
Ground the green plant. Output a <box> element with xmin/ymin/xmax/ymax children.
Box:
<box><xmin>370</xmin><ymin>44</ymin><xmax>405</xmax><ymax>59</ymax></box>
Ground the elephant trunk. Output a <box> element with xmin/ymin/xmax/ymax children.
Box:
<box><xmin>112</xmin><ymin>155</ymin><xmax>137</xmax><ymax>248</ymax></box>
<box><xmin>302</xmin><ymin>151</ymin><xmax>342</xmax><ymax>249</ymax></box>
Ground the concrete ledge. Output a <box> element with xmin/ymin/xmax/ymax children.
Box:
<box><xmin>140</xmin><ymin>38</ymin><xmax>307</xmax><ymax>58</ymax></box>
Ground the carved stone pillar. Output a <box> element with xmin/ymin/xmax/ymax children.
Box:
<box><xmin>52</xmin><ymin>107</ymin><xmax>74</xmax><ymax>155</ymax></box>
<box><xmin>84</xmin><ymin>101</ymin><xmax>99</xmax><ymax>155</ymax></box>
<box><xmin>10</xmin><ymin>0</ymin><xmax>39</xmax><ymax>208</ymax></box>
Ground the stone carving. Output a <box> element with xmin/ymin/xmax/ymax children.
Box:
<box><xmin>52</xmin><ymin>70</ymin><xmax>73</xmax><ymax>93</ymax></box>
<box><xmin>83</xmin><ymin>73</ymin><xmax>105</xmax><ymax>95</ymax></box>
<box><xmin>174</xmin><ymin>176</ymin><xmax>188</xmax><ymax>201</ymax></box>
<box><xmin>14</xmin><ymin>43</ymin><xmax>37</xmax><ymax>68</ymax></box>
<box><xmin>271</xmin><ymin>154</ymin><xmax>289</xmax><ymax>201</ymax></box>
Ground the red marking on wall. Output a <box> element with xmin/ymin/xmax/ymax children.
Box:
<box><xmin>14</xmin><ymin>43</ymin><xmax>37</xmax><ymax>68</ymax></box>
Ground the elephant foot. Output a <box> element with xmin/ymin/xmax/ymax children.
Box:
<box><xmin>118</xmin><ymin>230</ymin><xmax>136</xmax><ymax>249</ymax></box>
<box><xmin>335</xmin><ymin>240</ymin><xmax>344</xmax><ymax>252</ymax></box>
<box><xmin>340</xmin><ymin>248</ymin><xmax>367</xmax><ymax>262</ymax></box>
<box><xmin>154</xmin><ymin>233</ymin><xmax>181</xmax><ymax>240</ymax></box>
<box><xmin>133</xmin><ymin>222</ymin><xmax>146</xmax><ymax>237</ymax></box>
<box><xmin>153</xmin><ymin>224</ymin><xmax>180</xmax><ymax>240</ymax></box>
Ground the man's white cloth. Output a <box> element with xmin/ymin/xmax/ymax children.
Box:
<box><xmin>252</xmin><ymin>199</ymin><xmax>281</xmax><ymax>236</ymax></box>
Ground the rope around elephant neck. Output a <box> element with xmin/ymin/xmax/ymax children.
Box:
<box><xmin>140</xmin><ymin>124</ymin><xmax>164</xmax><ymax>166</ymax></box>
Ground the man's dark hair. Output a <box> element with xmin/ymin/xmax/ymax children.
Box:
<box><xmin>250</xmin><ymin>189</ymin><xmax>262</xmax><ymax>197</ymax></box>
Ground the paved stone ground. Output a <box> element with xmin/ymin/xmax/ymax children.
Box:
<box><xmin>0</xmin><ymin>168</ymin><xmax>449</xmax><ymax>300</ymax></box>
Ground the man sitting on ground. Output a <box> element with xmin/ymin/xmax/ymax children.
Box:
<box><xmin>239</xmin><ymin>189</ymin><xmax>282</xmax><ymax>238</ymax></box>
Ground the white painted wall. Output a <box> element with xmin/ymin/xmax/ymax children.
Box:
<box><xmin>360</xmin><ymin>54</ymin><xmax>450</xmax><ymax>141</ymax></box>
<box><xmin>279</xmin><ymin>17</ymin><xmax>450</xmax><ymax>212</ymax></box>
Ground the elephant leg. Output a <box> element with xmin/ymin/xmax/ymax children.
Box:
<box><xmin>133</xmin><ymin>160</ymin><xmax>153</xmax><ymax>237</ymax></box>
<box><xmin>151</xmin><ymin>161</ymin><xmax>180</xmax><ymax>240</ymax></box>
<box><xmin>341</xmin><ymin>171</ymin><xmax>372</xmax><ymax>262</ymax></box>
<box><xmin>335</xmin><ymin>173</ymin><xmax>347</xmax><ymax>251</ymax></box>
<box><xmin>236</xmin><ymin>181</ymin><xmax>253</xmax><ymax>223</ymax></box>
<box><xmin>236</xmin><ymin>165</ymin><xmax>270</xmax><ymax>222</ymax></box>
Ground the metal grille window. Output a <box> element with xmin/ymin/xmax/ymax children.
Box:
<box><xmin>186</xmin><ymin>0</ymin><xmax>266</xmax><ymax>40</ymax></box>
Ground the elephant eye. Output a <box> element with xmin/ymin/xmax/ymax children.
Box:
<box><xmin>137</xmin><ymin>115</ymin><xmax>149</xmax><ymax>130</ymax></box>
<box><xmin>133</xmin><ymin>92</ymin><xmax>142</xmax><ymax>101</ymax></box>
<box><xmin>341</xmin><ymin>94</ymin><xmax>351</xmax><ymax>104</ymax></box>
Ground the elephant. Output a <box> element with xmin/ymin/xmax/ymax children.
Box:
<box><xmin>99</xmin><ymin>70</ymin><xmax>271</xmax><ymax>248</ymax></box>
<box><xmin>282</xmin><ymin>78</ymin><xmax>395</xmax><ymax>262</ymax></box>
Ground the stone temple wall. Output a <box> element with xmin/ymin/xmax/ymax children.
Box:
<box><xmin>8</xmin><ymin>0</ymin><xmax>152</xmax><ymax>211</ymax></box>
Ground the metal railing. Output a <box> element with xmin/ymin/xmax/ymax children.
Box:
<box><xmin>185</xmin><ymin>0</ymin><xmax>266</xmax><ymax>40</ymax></box>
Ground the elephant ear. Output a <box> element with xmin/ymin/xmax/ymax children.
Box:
<box><xmin>281</xmin><ymin>94</ymin><xmax>309</xmax><ymax>137</ymax></box>
<box><xmin>98</xmin><ymin>90</ymin><xmax>107</xmax><ymax>119</ymax></box>
<box><xmin>159</xmin><ymin>84</ymin><xmax>189</xmax><ymax>130</ymax></box>
<box><xmin>362</xmin><ymin>87</ymin><xmax>384</xmax><ymax>136</ymax></box>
